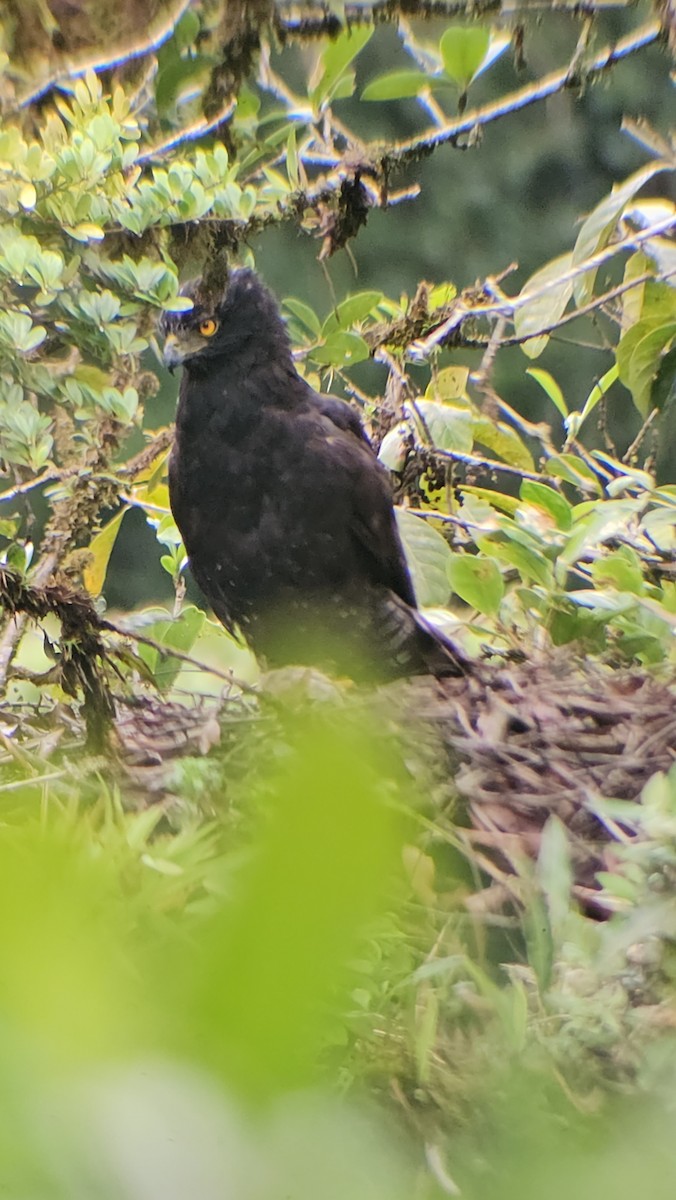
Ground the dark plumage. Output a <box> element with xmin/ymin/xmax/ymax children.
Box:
<box><xmin>161</xmin><ymin>269</ymin><xmax>465</xmax><ymax>682</ymax></box>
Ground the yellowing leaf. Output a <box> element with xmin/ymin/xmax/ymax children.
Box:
<box><xmin>83</xmin><ymin>509</ymin><xmax>126</xmax><ymax>595</ymax></box>
<box><xmin>426</xmin><ymin>366</ymin><xmax>469</xmax><ymax>402</ymax></box>
<box><xmin>472</xmin><ymin>418</ymin><xmax>535</xmax><ymax>472</ymax></box>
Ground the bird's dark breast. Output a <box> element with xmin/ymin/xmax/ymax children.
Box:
<box><xmin>169</xmin><ymin>387</ymin><xmax>384</xmax><ymax>669</ymax></box>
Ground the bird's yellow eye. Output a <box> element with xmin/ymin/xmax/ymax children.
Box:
<box><xmin>199</xmin><ymin>318</ymin><xmax>218</xmax><ymax>337</ymax></box>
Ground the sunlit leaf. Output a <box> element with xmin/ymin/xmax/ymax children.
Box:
<box><xmin>591</xmin><ymin>546</ymin><xmax>644</xmax><ymax>595</ymax></box>
<box><xmin>570</xmin><ymin>363</ymin><xmax>620</xmax><ymax>431</ymax></box>
<box><xmin>139</xmin><ymin>605</ymin><xmax>206</xmax><ymax>691</ymax></box>
<box><xmin>411</xmin><ymin>398</ymin><xmax>474</xmax><ymax>453</ymax></box>
<box><xmin>472</xmin><ymin>417</ymin><xmax>535</xmax><ymax>471</ymax></box>
<box><xmin>311</xmin><ymin>332</ymin><xmax>369</xmax><ymax>367</ymax></box>
<box><xmin>426</xmin><ymin>366</ymin><xmax>469</xmax><ymax>402</ymax></box>
<box><xmin>311</xmin><ymin>26</ymin><xmax>373</xmax><ymax>107</ymax></box>
<box><xmin>283</xmin><ymin>298</ymin><xmax>322</xmax><ymax>336</ymax></box>
<box><xmin>526</xmin><ymin>368</ymin><xmax>567</xmax><ymax>417</ymax></box>
<box><xmin>378</xmin><ymin>424</ymin><xmax>409</xmax><ymax>472</ymax></box>
<box><xmin>520</xmin><ymin>481</ymin><xmax>572</xmax><ymax>531</ymax></box>
<box><xmin>557</xmin><ymin>499</ymin><xmax>643</xmax><ymax>569</ymax></box>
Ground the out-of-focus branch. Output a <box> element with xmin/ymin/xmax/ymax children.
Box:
<box><xmin>16</xmin><ymin>0</ymin><xmax>195</xmax><ymax>108</ymax></box>
<box><xmin>400</xmin><ymin>212</ymin><xmax>676</xmax><ymax>358</ymax></box>
<box><xmin>382</xmin><ymin>20</ymin><xmax>663</xmax><ymax>168</ymax></box>
<box><xmin>185</xmin><ymin>18</ymin><xmax>663</xmax><ymax>255</ymax></box>
<box><xmin>276</xmin><ymin>0</ymin><xmax>632</xmax><ymax>38</ymax></box>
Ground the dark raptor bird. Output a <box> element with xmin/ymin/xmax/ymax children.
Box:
<box><xmin>161</xmin><ymin>269</ymin><xmax>465</xmax><ymax>682</ymax></box>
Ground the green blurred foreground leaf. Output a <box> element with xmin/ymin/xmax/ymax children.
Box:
<box><xmin>178</xmin><ymin>716</ymin><xmax>403</xmax><ymax>1098</ymax></box>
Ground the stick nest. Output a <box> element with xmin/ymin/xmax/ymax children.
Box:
<box><xmin>84</xmin><ymin>651</ymin><xmax>676</xmax><ymax>914</ymax></box>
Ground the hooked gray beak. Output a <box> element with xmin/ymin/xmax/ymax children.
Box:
<box><xmin>163</xmin><ymin>333</ymin><xmax>184</xmax><ymax>373</ymax></box>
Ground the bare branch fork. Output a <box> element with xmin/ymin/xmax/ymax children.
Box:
<box><xmin>406</xmin><ymin>212</ymin><xmax>676</xmax><ymax>358</ymax></box>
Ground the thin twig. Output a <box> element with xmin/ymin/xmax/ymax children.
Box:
<box><xmin>136</xmin><ymin>100</ymin><xmax>237</xmax><ymax>165</ymax></box>
<box><xmin>409</xmin><ymin>217</ymin><xmax>676</xmax><ymax>357</ymax></box>
<box><xmin>118</xmin><ymin>428</ymin><xmax>173</xmax><ymax>479</ymax></box>
<box><xmin>99</xmin><ymin>618</ymin><xmax>260</xmax><ymax>697</ymax></box>
<box><xmin>430</xmin><ymin>447</ymin><xmax>549</xmax><ymax>482</ymax></box>
<box><xmin>0</xmin><ymin>472</ymin><xmax>58</xmax><ymax>506</ymax></box>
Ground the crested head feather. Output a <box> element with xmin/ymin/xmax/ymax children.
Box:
<box><xmin>161</xmin><ymin>268</ymin><xmax>293</xmax><ymax>375</ymax></box>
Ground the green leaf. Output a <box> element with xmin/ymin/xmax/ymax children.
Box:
<box><xmin>520</xmin><ymin>481</ymin><xmax>572</xmax><ymax>531</ymax></box>
<box><xmin>568</xmin><ymin>589</ymin><xmax>637</xmax><ymax>614</ymax></box>
<box><xmin>140</xmin><ymin>605</ymin><xmax>206</xmax><ymax>691</ymax></box>
<box><xmin>617</xmin><ymin>312</ymin><xmax>676</xmax><ymax>416</ymax></box>
<box><xmin>395</xmin><ymin>508</ymin><xmax>452</xmax><ymax>606</ymax></box>
<box><xmin>571</xmin><ymin>364</ymin><xmax>620</xmax><ymax>431</ymax></box>
<box><xmin>591</xmin><ymin>547</ymin><xmax>644</xmax><ymax>595</ymax></box>
<box><xmin>642</xmin><ymin>507</ymin><xmax>676</xmax><ymax>551</ymax></box>
<box><xmin>557</xmin><ymin>499</ymin><xmax>643</xmax><ymax>569</ymax></box>
<box><xmin>283</xmin><ymin>298</ymin><xmax>322</xmax><ymax>337</ymax></box>
<box><xmin>161</xmin><ymin>295</ymin><xmax>194</xmax><ymax>313</ymax></box>
<box><xmin>412</xmin><ymin>398</ymin><xmax>474</xmax><ymax>453</ymax></box>
<box><xmin>362</xmin><ymin>70</ymin><xmax>437</xmax><ymax>101</ymax></box>
<box><xmin>311</xmin><ymin>26</ymin><xmax>373</xmax><ymax>107</ymax></box>
<box><xmin>547</xmin><ymin>453</ymin><xmax>603</xmax><ymax>494</ymax></box>
<box><xmin>155</xmin><ymin>56</ymin><xmax>212</xmax><ymax>118</ymax></box>
<box><xmin>459</xmin><ymin>485</ymin><xmax>520</xmax><ymax>516</ymax></box>
<box><xmin>447</xmin><ymin>553</ymin><xmax>504</xmax><ymax>615</ymax></box>
<box><xmin>311</xmin><ymin>332</ymin><xmax>370</xmax><ymax>367</ymax></box>
<box><xmin>174</xmin><ymin>8</ymin><xmax>200</xmax><ymax>51</ymax></box>
<box><xmin>526</xmin><ymin>368</ymin><xmax>567</xmax><ymax>418</ymax></box>
<box><xmin>477</xmin><ymin>533</ymin><xmax>552</xmax><ymax>586</ymax></box>
<box><xmin>439</xmin><ymin>26</ymin><xmax>490</xmax><ymax>88</ymax></box>
<box><xmin>472</xmin><ymin>417</ymin><xmax>535</xmax><ymax>471</ymax></box>
<box><xmin>572</xmin><ymin>162</ymin><xmax>674</xmax><ymax>305</ymax></box>
<box><xmin>515</xmin><ymin>252</ymin><xmax>574</xmax><ymax>359</ymax></box>
<box><xmin>322</xmin><ymin>292</ymin><xmax>383</xmax><ymax>335</ymax></box>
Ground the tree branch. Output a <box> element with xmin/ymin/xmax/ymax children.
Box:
<box><xmin>276</xmin><ymin>0</ymin><xmax>630</xmax><ymax>38</ymax></box>
<box><xmin>382</xmin><ymin>19</ymin><xmax>663</xmax><ymax>168</ymax></box>
<box><xmin>406</xmin><ymin>211</ymin><xmax>676</xmax><ymax>357</ymax></box>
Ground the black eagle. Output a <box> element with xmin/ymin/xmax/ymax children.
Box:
<box><xmin>161</xmin><ymin>269</ymin><xmax>465</xmax><ymax>682</ymax></box>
